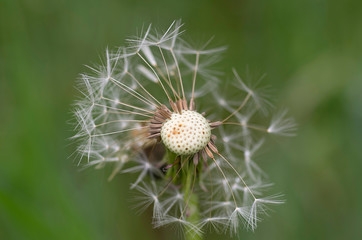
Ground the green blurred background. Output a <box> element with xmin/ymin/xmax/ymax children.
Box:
<box><xmin>1</xmin><ymin>0</ymin><xmax>361</xmax><ymax>239</ymax></box>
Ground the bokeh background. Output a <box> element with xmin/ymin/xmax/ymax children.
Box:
<box><xmin>1</xmin><ymin>0</ymin><xmax>361</xmax><ymax>239</ymax></box>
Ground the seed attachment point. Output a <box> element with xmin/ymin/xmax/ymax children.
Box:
<box><xmin>161</xmin><ymin>110</ymin><xmax>211</xmax><ymax>155</ymax></box>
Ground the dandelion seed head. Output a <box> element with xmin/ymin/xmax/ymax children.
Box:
<box><xmin>71</xmin><ymin>20</ymin><xmax>296</xmax><ymax>238</ymax></box>
<box><xmin>161</xmin><ymin>110</ymin><xmax>211</xmax><ymax>155</ymax></box>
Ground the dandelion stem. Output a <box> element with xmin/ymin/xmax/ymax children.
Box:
<box><xmin>183</xmin><ymin>160</ymin><xmax>202</xmax><ymax>240</ymax></box>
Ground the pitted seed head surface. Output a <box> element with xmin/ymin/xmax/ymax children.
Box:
<box><xmin>161</xmin><ymin>110</ymin><xmax>211</xmax><ymax>155</ymax></box>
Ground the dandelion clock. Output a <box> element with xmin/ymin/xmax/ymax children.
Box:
<box><xmin>71</xmin><ymin>20</ymin><xmax>296</xmax><ymax>240</ymax></box>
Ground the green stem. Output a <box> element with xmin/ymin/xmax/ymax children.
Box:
<box><xmin>165</xmin><ymin>152</ymin><xmax>203</xmax><ymax>240</ymax></box>
<box><xmin>183</xmin><ymin>161</ymin><xmax>202</xmax><ymax>240</ymax></box>
<box><xmin>185</xmin><ymin>193</ymin><xmax>202</xmax><ymax>240</ymax></box>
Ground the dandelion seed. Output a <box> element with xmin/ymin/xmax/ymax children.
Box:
<box><xmin>72</xmin><ymin>20</ymin><xmax>296</xmax><ymax>239</ymax></box>
<box><xmin>247</xmin><ymin>195</ymin><xmax>285</xmax><ymax>231</ymax></box>
<box><xmin>267</xmin><ymin>110</ymin><xmax>297</xmax><ymax>136</ymax></box>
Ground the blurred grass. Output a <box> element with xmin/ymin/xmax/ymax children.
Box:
<box><xmin>0</xmin><ymin>0</ymin><xmax>361</xmax><ymax>239</ymax></box>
